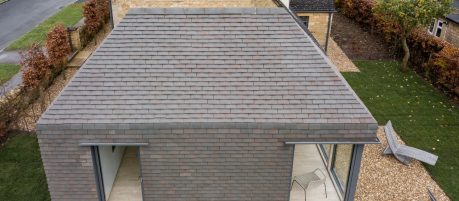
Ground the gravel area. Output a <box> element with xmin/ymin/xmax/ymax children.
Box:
<box><xmin>331</xmin><ymin>12</ymin><xmax>398</xmax><ymax>60</ymax></box>
<box><xmin>328</xmin><ymin>38</ymin><xmax>360</xmax><ymax>72</ymax></box>
<box><xmin>356</xmin><ymin>126</ymin><xmax>450</xmax><ymax>201</ymax></box>
<box><xmin>16</xmin><ymin>67</ymin><xmax>78</xmax><ymax>131</ymax></box>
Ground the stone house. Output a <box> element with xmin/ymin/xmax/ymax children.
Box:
<box><xmin>428</xmin><ymin>0</ymin><xmax>459</xmax><ymax>47</ymax></box>
<box><xmin>110</xmin><ymin>0</ymin><xmax>334</xmax><ymax>51</ymax></box>
<box><xmin>278</xmin><ymin>0</ymin><xmax>335</xmax><ymax>50</ymax></box>
<box><xmin>37</xmin><ymin>5</ymin><xmax>379</xmax><ymax>201</ymax></box>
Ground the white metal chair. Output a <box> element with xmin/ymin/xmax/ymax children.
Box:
<box><xmin>291</xmin><ymin>168</ymin><xmax>327</xmax><ymax>201</ymax></box>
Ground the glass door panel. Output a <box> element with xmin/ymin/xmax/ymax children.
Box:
<box><xmin>331</xmin><ymin>144</ymin><xmax>354</xmax><ymax>194</ymax></box>
<box><xmin>319</xmin><ymin>144</ymin><xmax>333</xmax><ymax>162</ymax></box>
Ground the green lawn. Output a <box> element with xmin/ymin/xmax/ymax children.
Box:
<box><xmin>0</xmin><ymin>64</ymin><xmax>20</xmax><ymax>85</ymax></box>
<box><xmin>343</xmin><ymin>60</ymin><xmax>459</xmax><ymax>200</ymax></box>
<box><xmin>0</xmin><ymin>135</ymin><xmax>50</xmax><ymax>201</ymax></box>
<box><xmin>5</xmin><ymin>3</ymin><xmax>83</xmax><ymax>51</ymax></box>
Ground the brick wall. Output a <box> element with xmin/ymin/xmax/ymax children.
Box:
<box><xmin>37</xmin><ymin>122</ymin><xmax>376</xmax><ymax>201</ymax></box>
<box><xmin>296</xmin><ymin>12</ymin><xmax>330</xmax><ymax>47</ymax></box>
<box><xmin>111</xmin><ymin>0</ymin><xmax>277</xmax><ymax>24</ymax></box>
<box><xmin>446</xmin><ymin>21</ymin><xmax>459</xmax><ymax>47</ymax></box>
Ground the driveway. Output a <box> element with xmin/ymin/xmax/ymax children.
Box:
<box><xmin>0</xmin><ymin>0</ymin><xmax>77</xmax><ymax>51</ymax></box>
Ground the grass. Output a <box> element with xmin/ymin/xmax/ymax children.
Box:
<box><xmin>0</xmin><ymin>64</ymin><xmax>20</xmax><ymax>85</ymax></box>
<box><xmin>0</xmin><ymin>135</ymin><xmax>50</xmax><ymax>201</ymax></box>
<box><xmin>5</xmin><ymin>3</ymin><xmax>83</xmax><ymax>51</ymax></box>
<box><xmin>343</xmin><ymin>60</ymin><xmax>459</xmax><ymax>200</ymax></box>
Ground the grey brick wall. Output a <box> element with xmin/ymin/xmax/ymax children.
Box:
<box><xmin>37</xmin><ymin>122</ymin><xmax>376</xmax><ymax>201</ymax></box>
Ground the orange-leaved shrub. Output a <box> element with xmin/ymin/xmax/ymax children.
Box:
<box><xmin>83</xmin><ymin>0</ymin><xmax>110</xmax><ymax>35</ymax></box>
<box><xmin>98</xmin><ymin>0</ymin><xmax>110</xmax><ymax>23</ymax></box>
<box><xmin>46</xmin><ymin>24</ymin><xmax>71</xmax><ymax>66</ymax></box>
<box><xmin>21</xmin><ymin>44</ymin><xmax>52</xmax><ymax>90</ymax></box>
<box><xmin>83</xmin><ymin>0</ymin><xmax>101</xmax><ymax>35</ymax></box>
<box><xmin>335</xmin><ymin>0</ymin><xmax>459</xmax><ymax>97</ymax></box>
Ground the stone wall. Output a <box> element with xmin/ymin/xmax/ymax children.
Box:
<box><xmin>445</xmin><ymin>21</ymin><xmax>459</xmax><ymax>47</ymax></box>
<box><xmin>296</xmin><ymin>12</ymin><xmax>330</xmax><ymax>48</ymax></box>
<box><xmin>112</xmin><ymin>0</ymin><xmax>277</xmax><ymax>24</ymax></box>
<box><xmin>69</xmin><ymin>27</ymin><xmax>83</xmax><ymax>50</ymax></box>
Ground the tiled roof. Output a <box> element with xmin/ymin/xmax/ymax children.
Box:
<box><xmin>38</xmin><ymin>8</ymin><xmax>375</xmax><ymax>129</ymax></box>
<box><xmin>446</xmin><ymin>0</ymin><xmax>459</xmax><ymax>24</ymax></box>
<box><xmin>289</xmin><ymin>0</ymin><xmax>335</xmax><ymax>12</ymax></box>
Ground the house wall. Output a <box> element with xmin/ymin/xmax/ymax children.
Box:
<box><xmin>98</xmin><ymin>146</ymin><xmax>125</xmax><ymax>199</ymax></box>
<box><xmin>446</xmin><ymin>21</ymin><xmax>459</xmax><ymax>47</ymax></box>
<box><xmin>111</xmin><ymin>0</ymin><xmax>277</xmax><ymax>24</ymax></box>
<box><xmin>296</xmin><ymin>12</ymin><xmax>330</xmax><ymax>48</ymax></box>
<box><xmin>280</xmin><ymin>0</ymin><xmax>290</xmax><ymax>6</ymax></box>
<box><xmin>37</xmin><ymin>123</ymin><xmax>376</xmax><ymax>201</ymax></box>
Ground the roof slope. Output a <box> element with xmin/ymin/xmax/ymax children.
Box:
<box><xmin>39</xmin><ymin>8</ymin><xmax>375</xmax><ymax>129</ymax></box>
<box><xmin>289</xmin><ymin>0</ymin><xmax>335</xmax><ymax>12</ymax></box>
<box><xmin>446</xmin><ymin>0</ymin><xmax>459</xmax><ymax>24</ymax></box>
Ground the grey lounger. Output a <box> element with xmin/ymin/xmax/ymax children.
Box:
<box><xmin>383</xmin><ymin>121</ymin><xmax>438</xmax><ymax>165</ymax></box>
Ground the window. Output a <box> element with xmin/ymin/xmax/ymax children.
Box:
<box><xmin>331</xmin><ymin>144</ymin><xmax>354</xmax><ymax>194</ymax></box>
<box><xmin>428</xmin><ymin>19</ymin><xmax>445</xmax><ymax>38</ymax></box>
<box><xmin>299</xmin><ymin>16</ymin><xmax>309</xmax><ymax>28</ymax></box>
<box><xmin>435</xmin><ymin>20</ymin><xmax>444</xmax><ymax>37</ymax></box>
<box><xmin>428</xmin><ymin>19</ymin><xmax>435</xmax><ymax>34</ymax></box>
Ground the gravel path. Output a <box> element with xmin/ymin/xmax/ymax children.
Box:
<box><xmin>328</xmin><ymin>38</ymin><xmax>360</xmax><ymax>72</ymax></box>
<box><xmin>356</xmin><ymin>127</ymin><xmax>450</xmax><ymax>201</ymax></box>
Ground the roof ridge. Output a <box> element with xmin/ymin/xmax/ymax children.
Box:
<box><xmin>127</xmin><ymin>7</ymin><xmax>286</xmax><ymax>15</ymax></box>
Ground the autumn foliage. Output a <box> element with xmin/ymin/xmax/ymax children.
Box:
<box><xmin>46</xmin><ymin>24</ymin><xmax>71</xmax><ymax>66</ymax></box>
<box><xmin>336</xmin><ymin>0</ymin><xmax>459</xmax><ymax>97</ymax></box>
<box><xmin>21</xmin><ymin>44</ymin><xmax>52</xmax><ymax>90</ymax></box>
<box><xmin>83</xmin><ymin>0</ymin><xmax>109</xmax><ymax>35</ymax></box>
<box><xmin>83</xmin><ymin>0</ymin><xmax>101</xmax><ymax>35</ymax></box>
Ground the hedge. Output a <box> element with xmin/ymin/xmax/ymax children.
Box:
<box><xmin>0</xmin><ymin>0</ymin><xmax>111</xmax><ymax>145</ymax></box>
<box><xmin>336</xmin><ymin>0</ymin><xmax>459</xmax><ymax>97</ymax></box>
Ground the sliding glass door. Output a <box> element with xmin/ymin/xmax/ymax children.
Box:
<box><xmin>319</xmin><ymin>144</ymin><xmax>333</xmax><ymax>161</ymax></box>
<box><xmin>317</xmin><ymin>144</ymin><xmax>355</xmax><ymax>199</ymax></box>
<box><xmin>331</xmin><ymin>145</ymin><xmax>354</xmax><ymax>194</ymax></box>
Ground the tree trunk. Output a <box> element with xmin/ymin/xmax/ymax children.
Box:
<box><xmin>401</xmin><ymin>35</ymin><xmax>410</xmax><ymax>72</ymax></box>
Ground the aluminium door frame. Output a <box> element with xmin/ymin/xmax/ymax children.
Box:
<box><xmin>91</xmin><ymin>146</ymin><xmax>106</xmax><ymax>201</ymax></box>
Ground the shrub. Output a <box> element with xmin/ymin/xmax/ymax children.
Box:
<box><xmin>98</xmin><ymin>0</ymin><xmax>110</xmax><ymax>23</ymax></box>
<box><xmin>0</xmin><ymin>120</ymin><xmax>6</xmax><ymax>144</ymax></box>
<box><xmin>83</xmin><ymin>0</ymin><xmax>110</xmax><ymax>35</ymax></box>
<box><xmin>83</xmin><ymin>0</ymin><xmax>100</xmax><ymax>35</ymax></box>
<box><xmin>21</xmin><ymin>44</ymin><xmax>52</xmax><ymax>90</ymax></box>
<box><xmin>336</xmin><ymin>0</ymin><xmax>459</xmax><ymax>97</ymax></box>
<box><xmin>427</xmin><ymin>44</ymin><xmax>459</xmax><ymax>95</ymax></box>
<box><xmin>46</xmin><ymin>24</ymin><xmax>71</xmax><ymax>67</ymax></box>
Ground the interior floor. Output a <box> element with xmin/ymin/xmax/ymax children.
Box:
<box><xmin>290</xmin><ymin>145</ymin><xmax>341</xmax><ymax>201</ymax></box>
<box><xmin>107</xmin><ymin>147</ymin><xmax>142</xmax><ymax>201</ymax></box>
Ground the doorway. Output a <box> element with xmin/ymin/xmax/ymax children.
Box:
<box><xmin>92</xmin><ymin>146</ymin><xmax>143</xmax><ymax>201</ymax></box>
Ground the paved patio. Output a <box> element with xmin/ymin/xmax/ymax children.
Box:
<box><xmin>290</xmin><ymin>145</ymin><xmax>341</xmax><ymax>201</ymax></box>
<box><xmin>108</xmin><ymin>147</ymin><xmax>142</xmax><ymax>201</ymax></box>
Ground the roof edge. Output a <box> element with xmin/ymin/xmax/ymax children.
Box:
<box><xmin>127</xmin><ymin>7</ymin><xmax>286</xmax><ymax>15</ymax></box>
<box><xmin>37</xmin><ymin>122</ymin><xmax>378</xmax><ymax>131</ymax></box>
